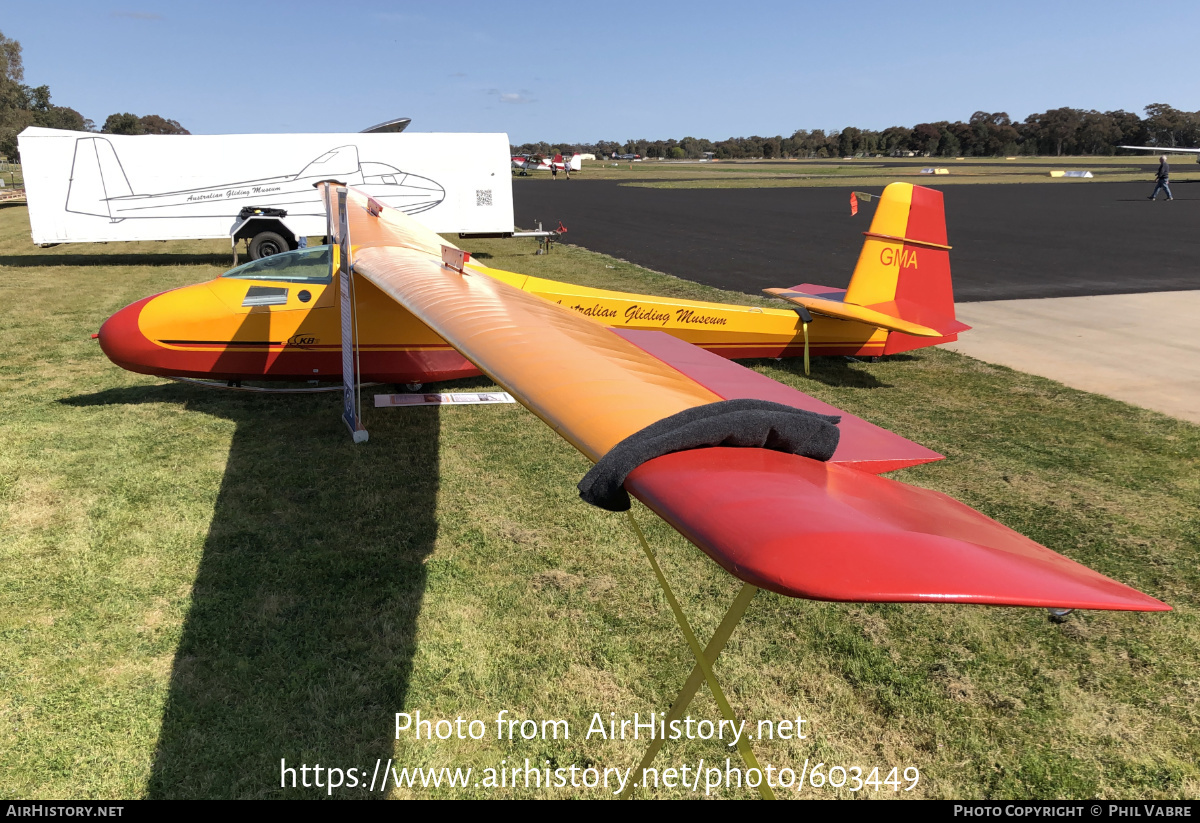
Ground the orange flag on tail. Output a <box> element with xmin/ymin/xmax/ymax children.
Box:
<box><xmin>850</xmin><ymin>191</ymin><xmax>877</xmax><ymax>216</ymax></box>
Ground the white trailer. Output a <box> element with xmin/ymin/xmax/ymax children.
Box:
<box><xmin>18</xmin><ymin>127</ymin><xmax>515</xmax><ymax>259</ymax></box>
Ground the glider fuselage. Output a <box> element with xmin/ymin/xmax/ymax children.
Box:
<box><xmin>98</xmin><ymin>245</ymin><xmax>897</xmax><ymax>384</ymax></box>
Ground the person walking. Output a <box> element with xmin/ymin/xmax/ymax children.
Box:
<box><xmin>551</xmin><ymin>162</ymin><xmax>558</xmax><ymax>181</ymax></box>
<box><xmin>1149</xmin><ymin>155</ymin><xmax>1173</xmax><ymax>201</ymax></box>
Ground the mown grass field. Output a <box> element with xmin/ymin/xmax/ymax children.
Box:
<box><xmin>564</xmin><ymin>155</ymin><xmax>1200</xmax><ymax>189</ymax></box>
<box><xmin>1</xmin><ymin>202</ymin><xmax>1198</xmax><ymax>799</ymax></box>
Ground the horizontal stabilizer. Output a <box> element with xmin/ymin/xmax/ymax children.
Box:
<box><xmin>627</xmin><ymin>448</ymin><xmax>1169</xmax><ymax>611</ymax></box>
<box><xmin>866</xmin><ymin>299</ymin><xmax>971</xmax><ymax>336</ymax></box>
<box><xmin>765</xmin><ymin>288</ymin><xmax>943</xmax><ymax>337</ymax></box>
<box><xmin>788</xmin><ymin>282</ymin><xmax>846</xmax><ymax>299</ymax></box>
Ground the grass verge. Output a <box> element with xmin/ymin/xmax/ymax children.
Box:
<box><xmin>1</xmin><ymin>204</ymin><xmax>1197</xmax><ymax>799</ymax></box>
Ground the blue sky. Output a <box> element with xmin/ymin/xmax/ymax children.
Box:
<box><xmin>6</xmin><ymin>1</ymin><xmax>1199</xmax><ymax>143</ymax></box>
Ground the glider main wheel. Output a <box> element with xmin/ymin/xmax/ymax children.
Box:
<box><xmin>248</xmin><ymin>231</ymin><xmax>289</xmax><ymax>260</ymax></box>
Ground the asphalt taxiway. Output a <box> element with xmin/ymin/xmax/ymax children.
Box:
<box><xmin>514</xmin><ymin>179</ymin><xmax>1199</xmax><ymax>421</ymax></box>
<box><xmin>514</xmin><ymin>179</ymin><xmax>1198</xmax><ymax>301</ymax></box>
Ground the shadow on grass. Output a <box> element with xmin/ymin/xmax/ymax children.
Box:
<box><xmin>0</xmin><ymin>253</ymin><xmax>232</xmax><ymax>268</ymax></box>
<box><xmin>60</xmin><ymin>381</ymin><xmax>456</xmax><ymax>798</ymax></box>
<box><xmin>740</xmin><ymin>354</ymin><xmax>895</xmax><ymax>389</ymax></box>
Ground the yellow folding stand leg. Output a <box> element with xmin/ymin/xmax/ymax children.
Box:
<box><xmin>624</xmin><ymin>510</ymin><xmax>774</xmax><ymax>800</ymax></box>
<box><xmin>802</xmin><ymin>320</ymin><xmax>810</xmax><ymax>376</ymax></box>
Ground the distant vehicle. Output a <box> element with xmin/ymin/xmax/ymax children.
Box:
<box><xmin>1120</xmin><ymin>145</ymin><xmax>1200</xmax><ymax>163</ymax></box>
<box><xmin>510</xmin><ymin>152</ymin><xmax>582</xmax><ymax>175</ymax></box>
<box><xmin>612</xmin><ymin>152</ymin><xmax>642</xmax><ymax>161</ymax></box>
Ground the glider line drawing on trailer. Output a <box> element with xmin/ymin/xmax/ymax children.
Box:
<box><xmin>64</xmin><ymin>136</ymin><xmax>445</xmax><ymax>223</ymax></box>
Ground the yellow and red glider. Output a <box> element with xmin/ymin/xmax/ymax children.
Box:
<box><xmin>98</xmin><ymin>182</ymin><xmax>969</xmax><ymax>384</ymax></box>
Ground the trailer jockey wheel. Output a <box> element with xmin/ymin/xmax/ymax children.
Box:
<box><xmin>248</xmin><ymin>231</ymin><xmax>289</xmax><ymax>260</ymax></box>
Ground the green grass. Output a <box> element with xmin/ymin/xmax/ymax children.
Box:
<box><xmin>0</xmin><ymin>162</ymin><xmax>22</xmax><ymax>190</ymax></box>
<box><xmin>1</xmin><ymin>203</ymin><xmax>1198</xmax><ymax>799</ymax></box>
<box><xmin>537</xmin><ymin>155</ymin><xmax>1200</xmax><ymax>189</ymax></box>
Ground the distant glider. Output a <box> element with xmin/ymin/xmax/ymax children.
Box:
<box><xmin>1120</xmin><ymin>144</ymin><xmax>1200</xmax><ymax>163</ymax></box>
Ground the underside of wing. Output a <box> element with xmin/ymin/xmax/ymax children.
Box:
<box><xmin>331</xmin><ymin>184</ymin><xmax>1167</xmax><ymax>612</ymax></box>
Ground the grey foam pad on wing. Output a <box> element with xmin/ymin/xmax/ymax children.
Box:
<box><xmin>578</xmin><ymin>398</ymin><xmax>841</xmax><ymax>512</ymax></box>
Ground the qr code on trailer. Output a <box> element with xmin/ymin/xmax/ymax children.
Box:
<box><xmin>476</xmin><ymin>189</ymin><xmax>493</xmax><ymax>207</ymax></box>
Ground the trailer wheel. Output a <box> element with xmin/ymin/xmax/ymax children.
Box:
<box><xmin>248</xmin><ymin>231</ymin><xmax>289</xmax><ymax>260</ymax></box>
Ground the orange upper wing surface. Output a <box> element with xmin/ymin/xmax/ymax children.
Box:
<box><xmin>337</xmin><ymin>187</ymin><xmax>722</xmax><ymax>461</ymax></box>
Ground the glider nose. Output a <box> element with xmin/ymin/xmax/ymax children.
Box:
<box><xmin>397</xmin><ymin>172</ymin><xmax>445</xmax><ymax>215</ymax></box>
<box><xmin>97</xmin><ymin>295</ymin><xmax>162</xmax><ymax>376</ymax></box>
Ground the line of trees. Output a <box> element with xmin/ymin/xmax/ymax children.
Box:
<box><xmin>514</xmin><ymin>105</ymin><xmax>1200</xmax><ymax>161</ymax></box>
<box><xmin>99</xmin><ymin>112</ymin><xmax>189</xmax><ymax>136</ymax></box>
<box><xmin>0</xmin><ymin>30</ymin><xmax>188</xmax><ymax>162</ymax></box>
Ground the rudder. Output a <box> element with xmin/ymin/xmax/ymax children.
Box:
<box><xmin>843</xmin><ymin>182</ymin><xmax>965</xmax><ymax>349</ymax></box>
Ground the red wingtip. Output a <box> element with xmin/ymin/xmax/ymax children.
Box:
<box><xmin>627</xmin><ymin>448</ymin><xmax>1169</xmax><ymax>612</ymax></box>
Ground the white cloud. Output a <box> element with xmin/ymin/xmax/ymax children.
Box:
<box><xmin>485</xmin><ymin>89</ymin><xmax>536</xmax><ymax>105</ymax></box>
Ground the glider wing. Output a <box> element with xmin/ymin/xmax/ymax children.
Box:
<box><xmin>334</xmin><ymin>185</ymin><xmax>1167</xmax><ymax>612</ymax></box>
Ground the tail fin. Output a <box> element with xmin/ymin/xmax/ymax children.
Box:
<box><xmin>65</xmin><ymin>137</ymin><xmax>134</xmax><ymax>222</ymax></box>
<box><xmin>843</xmin><ymin>182</ymin><xmax>968</xmax><ymax>351</ymax></box>
<box><xmin>569</xmin><ymin>153</ymin><xmax>582</xmax><ymax>171</ymax></box>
